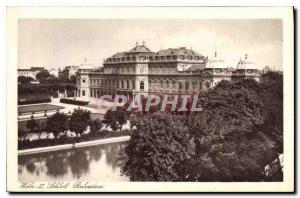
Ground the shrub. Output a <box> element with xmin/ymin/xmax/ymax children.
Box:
<box><xmin>60</xmin><ymin>98</ymin><xmax>89</xmax><ymax>106</ymax></box>
<box><xmin>18</xmin><ymin>98</ymin><xmax>51</xmax><ymax>105</ymax></box>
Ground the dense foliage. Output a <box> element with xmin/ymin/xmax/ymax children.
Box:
<box><xmin>45</xmin><ymin>112</ymin><xmax>69</xmax><ymax>138</ymax></box>
<box><xmin>18</xmin><ymin>98</ymin><xmax>51</xmax><ymax>105</ymax></box>
<box><xmin>36</xmin><ymin>70</ymin><xmax>51</xmax><ymax>82</ymax></box>
<box><xmin>122</xmin><ymin>72</ymin><xmax>283</xmax><ymax>181</ymax></box>
<box><xmin>122</xmin><ymin>112</ymin><xmax>194</xmax><ymax>181</ymax></box>
<box><xmin>104</xmin><ymin>107</ymin><xmax>131</xmax><ymax>131</ymax></box>
<box><xmin>18</xmin><ymin>69</ymin><xmax>77</xmax><ymax>102</ymax></box>
<box><xmin>69</xmin><ymin>109</ymin><xmax>91</xmax><ymax>135</ymax></box>
<box><xmin>18</xmin><ymin>76</ymin><xmax>34</xmax><ymax>84</ymax></box>
<box><xmin>26</xmin><ymin>118</ymin><xmax>38</xmax><ymax>132</ymax></box>
<box><xmin>60</xmin><ymin>98</ymin><xmax>89</xmax><ymax>106</ymax></box>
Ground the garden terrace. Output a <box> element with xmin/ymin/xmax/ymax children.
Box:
<box><xmin>18</xmin><ymin>104</ymin><xmax>65</xmax><ymax>114</ymax></box>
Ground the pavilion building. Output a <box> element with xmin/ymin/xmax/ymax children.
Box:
<box><xmin>75</xmin><ymin>43</ymin><xmax>260</xmax><ymax>101</ymax></box>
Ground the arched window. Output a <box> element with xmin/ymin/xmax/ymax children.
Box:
<box><xmin>153</xmin><ymin>80</ymin><xmax>157</xmax><ymax>88</ymax></box>
<box><xmin>166</xmin><ymin>80</ymin><xmax>169</xmax><ymax>88</ymax></box>
<box><xmin>160</xmin><ymin>80</ymin><xmax>164</xmax><ymax>88</ymax></box>
<box><xmin>172</xmin><ymin>80</ymin><xmax>176</xmax><ymax>88</ymax></box>
<box><xmin>132</xmin><ymin>80</ymin><xmax>135</xmax><ymax>89</ymax></box>
<box><xmin>178</xmin><ymin>82</ymin><xmax>183</xmax><ymax>90</ymax></box>
<box><xmin>140</xmin><ymin>81</ymin><xmax>144</xmax><ymax>90</ymax></box>
<box><xmin>193</xmin><ymin>82</ymin><xmax>197</xmax><ymax>90</ymax></box>
<box><xmin>185</xmin><ymin>82</ymin><xmax>190</xmax><ymax>90</ymax></box>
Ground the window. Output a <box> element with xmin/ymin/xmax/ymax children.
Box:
<box><xmin>172</xmin><ymin>81</ymin><xmax>176</xmax><ymax>88</ymax></box>
<box><xmin>82</xmin><ymin>79</ymin><xmax>85</xmax><ymax>83</ymax></box>
<box><xmin>179</xmin><ymin>82</ymin><xmax>183</xmax><ymax>90</ymax></box>
<box><xmin>185</xmin><ymin>82</ymin><xmax>189</xmax><ymax>90</ymax></box>
<box><xmin>121</xmin><ymin>80</ymin><xmax>124</xmax><ymax>89</ymax></box>
<box><xmin>160</xmin><ymin>80</ymin><xmax>164</xmax><ymax>88</ymax></box>
<box><xmin>193</xmin><ymin>82</ymin><xmax>197</xmax><ymax>90</ymax></box>
<box><xmin>140</xmin><ymin>81</ymin><xmax>144</xmax><ymax>90</ymax></box>
<box><xmin>82</xmin><ymin>90</ymin><xmax>85</xmax><ymax>96</ymax></box>
<box><xmin>166</xmin><ymin>80</ymin><xmax>169</xmax><ymax>88</ymax></box>
<box><xmin>132</xmin><ymin>80</ymin><xmax>135</xmax><ymax>89</ymax></box>
<box><xmin>126</xmin><ymin>80</ymin><xmax>129</xmax><ymax>89</ymax></box>
<box><xmin>153</xmin><ymin>80</ymin><xmax>157</xmax><ymax>89</ymax></box>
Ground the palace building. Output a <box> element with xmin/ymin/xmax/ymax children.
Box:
<box><xmin>76</xmin><ymin>43</ymin><xmax>260</xmax><ymax>101</ymax></box>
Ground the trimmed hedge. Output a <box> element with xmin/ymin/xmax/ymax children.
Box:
<box><xmin>18</xmin><ymin>129</ymin><xmax>132</xmax><ymax>150</ymax></box>
<box><xmin>60</xmin><ymin>98</ymin><xmax>89</xmax><ymax>106</ymax></box>
<box><xmin>18</xmin><ymin>98</ymin><xmax>51</xmax><ymax>105</ymax></box>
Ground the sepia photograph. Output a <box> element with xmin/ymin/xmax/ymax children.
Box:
<box><xmin>6</xmin><ymin>6</ymin><xmax>294</xmax><ymax>192</ymax></box>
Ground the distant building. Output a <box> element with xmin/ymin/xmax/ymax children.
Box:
<box><xmin>18</xmin><ymin>67</ymin><xmax>45</xmax><ymax>80</ymax></box>
<box><xmin>76</xmin><ymin>43</ymin><xmax>261</xmax><ymax>101</ymax></box>
<box><xmin>59</xmin><ymin>66</ymin><xmax>79</xmax><ymax>78</ymax></box>
<box><xmin>49</xmin><ymin>68</ymin><xmax>59</xmax><ymax>77</ymax></box>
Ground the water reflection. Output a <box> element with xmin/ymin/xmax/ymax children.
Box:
<box><xmin>18</xmin><ymin>142</ymin><xmax>129</xmax><ymax>181</ymax></box>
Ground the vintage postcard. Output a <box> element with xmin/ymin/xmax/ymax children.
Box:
<box><xmin>6</xmin><ymin>7</ymin><xmax>294</xmax><ymax>192</ymax></box>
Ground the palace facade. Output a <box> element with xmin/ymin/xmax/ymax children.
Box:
<box><xmin>76</xmin><ymin>43</ymin><xmax>260</xmax><ymax>101</ymax></box>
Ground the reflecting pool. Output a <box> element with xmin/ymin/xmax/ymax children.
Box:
<box><xmin>18</xmin><ymin>142</ymin><xmax>129</xmax><ymax>182</ymax></box>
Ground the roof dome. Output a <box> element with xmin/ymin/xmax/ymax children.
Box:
<box><xmin>206</xmin><ymin>52</ymin><xmax>227</xmax><ymax>69</ymax></box>
<box><xmin>79</xmin><ymin>58</ymin><xmax>94</xmax><ymax>69</ymax></box>
<box><xmin>128</xmin><ymin>42</ymin><xmax>152</xmax><ymax>53</ymax></box>
<box><xmin>236</xmin><ymin>54</ymin><xmax>256</xmax><ymax>70</ymax></box>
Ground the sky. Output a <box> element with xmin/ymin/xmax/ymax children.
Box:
<box><xmin>18</xmin><ymin>19</ymin><xmax>283</xmax><ymax>70</ymax></box>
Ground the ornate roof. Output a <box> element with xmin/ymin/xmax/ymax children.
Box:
<box><xmin>108</xmin><ymin>43</ymin><xmax>155</xmax><ymax>59</ymax></box>
<box><xmin>236</xmin><ymin>54</ymin><xmax>256</xmax><ymax>70</ymax></box>
<box><xmin>206</xmin><ymin>52</ymin><xmax>227</xmax><ymax>69</ymax></box>
<box><xmin>128</xmin><ymin>43</ymin><xmax>152</xmax><ymax>53</ymax></box>
<box><xmin>156</xmin><ymin>47</ymin><xmax>202</xmax><ymax>57</ymax></box>
<box><xmin>105</xmin><ymin>44</ymin><xmax>205</xmax><ymax>63</ymax></box>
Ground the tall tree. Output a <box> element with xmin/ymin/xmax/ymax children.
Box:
<box><xmin>45</xmin><ymin>112</ymin><xmax>69</xmax><ymax>138</ymax></box>
<box><xmin>36</xmin><ymin>70</ymin><xmax>50</xmax><ymax>82</ymax></box>
<box><xmin>26</xmin><ymin>118</ymin><xmax>38</xmax><ymax>132</ymax></box>
<box><xmin>69</xmin><ymin>109</ymin><xmax>91</xmax><ymax>135</ymax></box>
<box><xmin>122</xmin><ymin>112</ymin><xmax>194</xmax><ymax>181</ymax></box>
<box><xmin>192</xmin><ymin>79</ymin><xmax>264</xmax><ymax>153</ymax></box>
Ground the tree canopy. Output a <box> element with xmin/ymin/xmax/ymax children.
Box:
<box><xmin>45</xmin><ymin>112</ymin><xmax>69</xmax><ymax>137</ymax></box>
<box><xmin>18</xmin><ymin>76</ymin><xmax>34</xmax><ymax>85</ymax></box>
<box><xmin>69</xmin><ymin>109</ymin><xmax>91</xmax><ymax>135</ymax></box>
<box><xmin>36</xmin><ymin>70</ymin><xmax>51</xmax><ymax>82</ymax></box>
<box><xmin>122</xmin><ymin>112</ymin><xmax>194</xmax><ymax>181</ymax></box>
<box><xmin>122</xmin><ymin>72</ymin><xmax>283</xmax><ymax>181</ymax></box>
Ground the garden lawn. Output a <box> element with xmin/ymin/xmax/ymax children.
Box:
<box><xmin>18</xmin><ymin>104</ymin><xmax>65</xmax><ymax>114</ymax></box>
